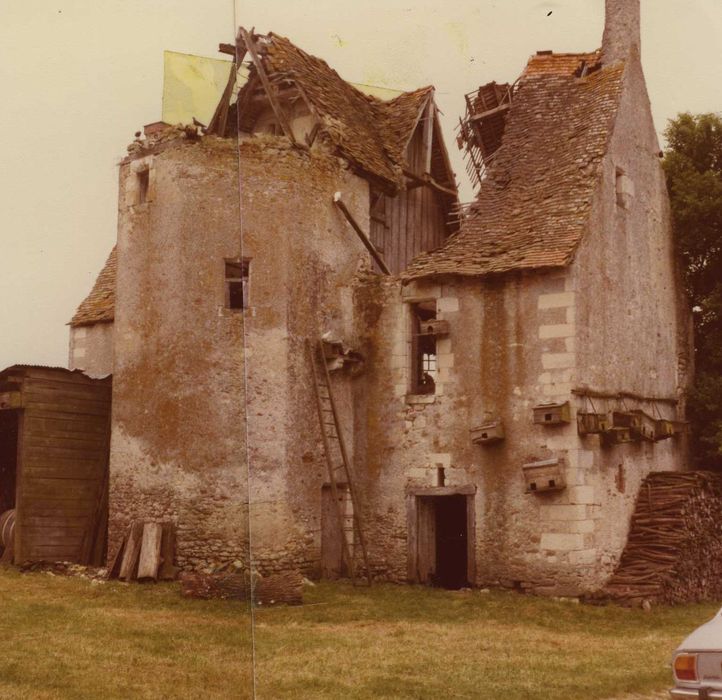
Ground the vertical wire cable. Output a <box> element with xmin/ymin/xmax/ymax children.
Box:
<box><xmin>231</xmin><ymin>9</ymin><xmax>258</xmax><ymax>698</ymax></box>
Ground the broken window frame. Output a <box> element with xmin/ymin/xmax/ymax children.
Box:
<box><xmin>224</xmin><ymin>259</ymin><xmax>250</xmax><ymax>311</ymax></box>
<box><xmin>409</xmin><ymin>300</ymin><xmax>437</xmax><ymax>395</ymax></box>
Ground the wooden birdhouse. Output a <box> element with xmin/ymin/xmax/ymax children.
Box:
<box><xmin>522</xmin><ymin>458</ymin><xmax>566</xmax><ymax>493</ymax></box>
<box><xmin>654</xmin><ymin>419</ymin><xmax>675</xmax><ymax>441</ymax></box>
<box><xmin>418</xmin><ymin>319</ymin><xmax>450</xmax><ymax>337</ymax></box>
<box><xmin>631</xmin><ymin>410</ymin><xmax>656</xmax><ymax>442</ymax></box>
<box><xmin>601</xmin><ymin>427</ymin><xmax>633</xmax><ymax>446</ymax></box>
<box><xmin>611</xmin><ymin>411</ymin><xmax>642</xmax><ymax>432</ymax></box>
<box><xmin>533</xmin><ymin>402</ymin><xmax>571</xmax><ymax>426</ymax></box>
<box><xmin>576</xmin><ymin>411</ymin><xmax>609</xmax><ymax>435</ymax></box>
<box><xmin>470</xmin><ymin>420</ymin><xmax>504</xmax><ymax>445</ymax></box>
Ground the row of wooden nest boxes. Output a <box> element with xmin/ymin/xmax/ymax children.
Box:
<box><xmin>470</xmin><ymin>402</ymin><xmax>686</xmax><ymax>447</ymax></box>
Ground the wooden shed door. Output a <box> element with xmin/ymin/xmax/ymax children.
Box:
<box><xmin>0</xmin><ymin>410</ymin><xmax>19</xmax><ymax>516</ymax></box>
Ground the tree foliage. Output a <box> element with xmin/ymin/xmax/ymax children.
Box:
<box><xmin>663</xmin><ymin>112</ymin><xmax>722</xmax><ymax>468</ymax></box>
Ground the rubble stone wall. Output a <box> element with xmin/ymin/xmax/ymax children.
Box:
<box><xmin>109</xmin><ymin>136</ymin><xmax>249</xmax><ymax>571</ymax></box>
<box><xmin>237</xmin><ymin>137</ymin><xmax>371</xmax><ymax>577</ymax></box>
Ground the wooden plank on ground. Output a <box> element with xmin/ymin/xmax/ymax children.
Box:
<box><xmin>118</xmin><ymin>521</ymin><xmax>144</xmax><ymax>581</ymax></box>
<box><xmin>137</xmin><ymin>523</ymin><xmax>163</xmax><ymax>582</ymax></box>
<box><xmin>108</xmin><ymin>532</ymin><xmax>128</xmax><ymax>579</ymax></box>
<box><xmin>158</xmin><ymin>522</ymin><xmax>177</xmax><ymax>581</ymax></box>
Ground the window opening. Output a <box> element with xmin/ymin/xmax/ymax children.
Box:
<box><xmin>225</xmin><ymin>259</ymin><xmax>249</xmax><ymax>310</ymax></box>
<box><xmin>137</xmin><ymin>169</ymin><xmax>149</xmax><ymax>204</ymax></box>
<box><xmin>411</xmin><ymin>301</ymin><xmax>437</xmax><ymax>394</ymax></box>
<box><xmin>615</xmin><ymin>167</ymin><xmax>634</xmax><ymax>209</ymax></box>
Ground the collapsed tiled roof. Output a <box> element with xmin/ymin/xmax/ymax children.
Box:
<box><xmin>70</xmin><ymin>247</ymin><xmax>116</xmax><ymax>327</ymax></box>
<box><xmin>377</xmin><ymin>86</ymin><xmax>435</xmax><ymax>167</ymax></box>
<box><xmin>243</xmin><ymin>33</ymin><xmax>435</xmax><ymax>193</ymax></box>
<box><xmin>404</xmin><ymin>51</ymin><xmax>625</xmax><ymax>280</ymax></box>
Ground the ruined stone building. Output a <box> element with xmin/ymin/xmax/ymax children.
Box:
<box><xmin>68</xmin><ymin>0</ymin><xmax>692</xmax><ymax>594</ymax></box>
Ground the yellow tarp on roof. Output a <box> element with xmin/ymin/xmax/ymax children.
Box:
<box><xmin>162</xmin><ymin>50</ymin><xmax>404</xmax><ymax>127</ymax></box>
<box><xmin>162</xmin><ymin>50</ymin><xmax>233</xmax><ymax>126</ymax></box>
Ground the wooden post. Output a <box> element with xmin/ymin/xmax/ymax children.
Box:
<box><xmin>206</xmin><ymin>62</ymin><xmax>238</xmax><ymax>137</ymax></box>
<box><xmin>119</xmin><ymin>521</ymin><xmax>144</xmax><ymax>581</ymax></box>
<box><xmin>158</xmin><ymin>522</ymin><xmax>177</xmax><ymax>581</ymax></box>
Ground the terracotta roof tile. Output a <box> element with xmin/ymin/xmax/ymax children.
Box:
<box><xmin>70</xmin><ymin>247</ymin><xmax>116</xmax><ymax>327</ymax></box>
<box><xmin>253</xmin><ymin>33</ymin><xmax>432</xmax><ymax>193</ymax></box>
<box><xmin>403</xmin><ymin>52</ymin><xmax>624</xmax><ymax>280</ymax></box>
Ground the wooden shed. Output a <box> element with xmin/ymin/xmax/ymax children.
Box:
<box><xmin>0</xmin><ymin>366</ymin><xmax>111</xmax><ymax>566</ymax></box>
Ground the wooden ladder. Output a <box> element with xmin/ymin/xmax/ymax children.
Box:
<box><xmin>309</xmin><ymin>339</ymin><xmax>372</xmax><ymax>586</ymax></box>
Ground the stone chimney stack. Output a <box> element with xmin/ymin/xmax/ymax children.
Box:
<box><xmin>601</xmin><ymin>0</ymin><xmax>641</xmax><ymax>64</ymax></box>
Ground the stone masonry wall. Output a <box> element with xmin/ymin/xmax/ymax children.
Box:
<box><xmin>237</xmin><ymin>137</ymin><xmax>371</xmax><ymax>577</ymax></box>
<box><xmin>68</xmin><ymin>322</ymin><xmax>114</xmax><ymax>378</ymax></box>
<box><xmin>109</xmin><ymin>137</ymin><xmax>249</xmax><ymax>571</ymax></box>
<box><xmin>352</xmin><ymin>53</ymin><xmax>690</xmax><ymax>596</ymax></box>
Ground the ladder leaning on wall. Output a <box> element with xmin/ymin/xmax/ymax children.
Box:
<box><xmin>309</xmin><ymin>339</ymin><xmax>372</xmax><ymax>586</ymax></box>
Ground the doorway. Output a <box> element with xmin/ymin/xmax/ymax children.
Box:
<box><xmin>409</xmin><ymin>487</ymin><xmax>475</xmax><ymax>589</ymax></box>
<box><xmin>0</xmin><ymin>410</ymin><xmax>19</xmax><ymax>516</ymax></box>
<box><xmin>434</xmin><ymin>495</ymin><xmax>468</xmax><ymax>589</ymax></box>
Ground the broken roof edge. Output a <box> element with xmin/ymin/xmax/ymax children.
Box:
<box><xmin>67</xmin><ymin>316</ymin><xmax>114</xmax><ymax>329</ymax></box>
<box><xmin>403</xmin><ymin>55</ymin><xmax>627</xmax><ymax>282</ymax></box>
<box><xmin>400</xmin><ymin>259</ymin><xmax>572</xmax><ymax>285</ymax></box>
<box><xmin>218</xmin><ymin>30</ymin><xmax>453</xmax><ymax>195</ymax></box>
<box><xmin>69</xmin><ymin>246</ymin><xmax>117</xmax><ymax>328</ymax></box>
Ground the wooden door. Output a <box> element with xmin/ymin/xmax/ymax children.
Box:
<box><xmin>416</xmin><ymin>497</ymin><xmax>436</xmax><ymax>583</ymax></box>
<box><xmin>321</xmin><ymin>485</ymin><xmax>346</xmax><ymax>579</ymax></box>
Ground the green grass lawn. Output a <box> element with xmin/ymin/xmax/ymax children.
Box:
<box><xmin>0</xmin><ymin>569</ymin><xmax>717</xmax><ymax>699</ymax></box>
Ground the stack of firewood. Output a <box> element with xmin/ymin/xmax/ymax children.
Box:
<box><xmin>600</xmin><ymin>471</ymin><xmax>722</xmax><ymax>605</ymax></box>
<box><xmin>180</xmin><ymin>570</ymin><xmax>303</xmax><ymax>606</ymax></box>
<box><xmin>108</xmin><ymin>521</ymin><xmax>177</xmax><ymax>582</ymax></box>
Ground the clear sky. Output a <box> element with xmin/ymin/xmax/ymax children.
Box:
<box><xmin>1</xmin><ymin>0</ymin><xmax>721</xmax><ymax>370</ymax></box>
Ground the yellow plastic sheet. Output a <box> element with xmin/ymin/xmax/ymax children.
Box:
<box><xmin>162</xmin><ymin>50</ymin><xmax>234</xmax><ymax>126</ymax></box>
<box><xmin>161</xmin><ymin>49</ymin><xmax>402</xmax><ymax>128</ymax></box>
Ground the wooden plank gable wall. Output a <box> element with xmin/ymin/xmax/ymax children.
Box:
<box><xmin>2</xmin><ymin>367</ymin><xmax>112</xmax><ymax>566</ymax></box>
<box><xmin>370</xmin><ymin>112</ymin><xmax>454</xmax><ymax>275</ymax></box>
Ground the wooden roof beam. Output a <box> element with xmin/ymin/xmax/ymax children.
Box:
<box><xmin>238</xmin><ymin>27</ymin><xmax>298</xmax><ymax>146</ymax></box>
<box><xmin>333</xmin><ymin>193</ymin><xmax>391</xmax><ymax>275</ymax></box>
<box><xmin>403</xmin><ymin>168</ymin><xmax>458</xmax><ymax>198</ymax></box>
<box><xmin>421</xmin><ymin>98</ymin><xmax>434</xmax><ymax>175</ymax></box>
<box><xmin>206</xmin><ymin>61</ymin><xmax>238</xmax><ymax>136</ymax></box>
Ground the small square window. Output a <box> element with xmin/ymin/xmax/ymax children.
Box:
<box><xmin>225</xmin><ymin>259</ymin><xmax>249</xmax><ymax>310</ymax></box>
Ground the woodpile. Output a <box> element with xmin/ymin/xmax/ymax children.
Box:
<box><xmin>598</xmin><ymin>471</ymin><xmax>722</xmax><ymax>605</ymax></box>
<box><xmin>179</xmin><ymin>570</ymin><xmax>303</xmax><ymax>606</ymax></box>
<box><xmin>108</xmin><ymin>521</ymin><xmax>177</xmax><ymax>582</ymax></box>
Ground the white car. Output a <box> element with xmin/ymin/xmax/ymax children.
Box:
<box><xmin>671</xmin><ymin>607</ymin><xmax>722</xmax><ymax>698</ymax></box>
